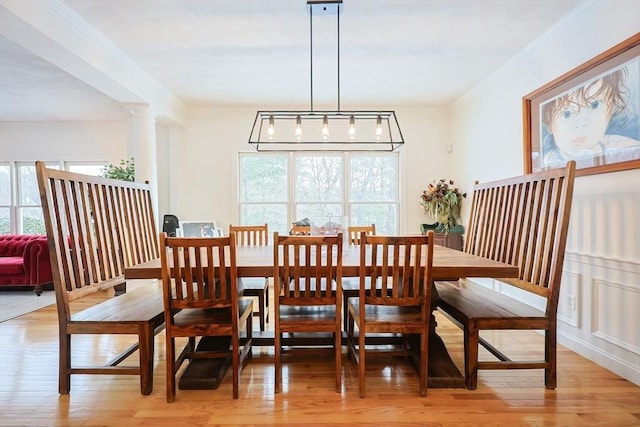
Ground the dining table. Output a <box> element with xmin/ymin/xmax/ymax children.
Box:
<box><xmin>125</xmin><ymin>243</ymin><xmax>519</xmax><ymax>389</ymax></box>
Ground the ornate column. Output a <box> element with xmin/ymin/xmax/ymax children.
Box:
<box><xmin>125</xmin><ymin>104</ymin><xmax>159</xmax><ymax>226</ymax></box>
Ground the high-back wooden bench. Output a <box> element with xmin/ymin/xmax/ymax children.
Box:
<box><xmin>435</xmin><ymin>161</ymin><xmax>576</xmax><ymax>390</ymax></box>
<box><xmin>36</xmin><ymin>161</ymin><xmax>165</xmax><ymax>395</ymax></box>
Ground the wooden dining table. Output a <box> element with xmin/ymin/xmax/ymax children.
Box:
<box><xmin>125</xmin><ymin>243</ymin><xmax>519</xmax><ymax>389</ymax></box>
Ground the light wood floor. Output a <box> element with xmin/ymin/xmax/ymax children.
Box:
<box><xmin>1</xmin><ymin>288</ymin><xmax>638</xmax><ymax>427</ymax></box>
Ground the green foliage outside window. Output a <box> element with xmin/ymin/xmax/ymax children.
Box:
<box><xmin>101</xmin><ymin>158</ymin><xmax>135</xmax><ymax>182</ymax></box>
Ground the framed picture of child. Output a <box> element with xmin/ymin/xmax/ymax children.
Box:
<box><xmin>523</xmin><ymin>33</ymin><xmax>640</xmax><ymax>177</ymax></box>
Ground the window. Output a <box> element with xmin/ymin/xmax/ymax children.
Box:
<box><xmin>17</xmin><ymin>163</ymin><xmax>58</xmax><ymax>235</ymax></box>
<box><xmin>1</xmin><ymin>161</ymin><xmax>105</xmax><ymax>235</ymax></box>
<box><xmin>239</xmin><ymin>152</ymin><xmax>399</xmax><ymax>234</ymax></box>
<box><xmin>0</xmin><ymin>163</ymin><xmax>10</xmax><ymax>234</ymax></box>
<box><xmin>238</xmin><ymin>155</ymin><xmax>289</xmax><ymax>234</ymax></box>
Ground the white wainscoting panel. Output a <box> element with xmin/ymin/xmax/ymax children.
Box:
<box><xmin>592</xmin><ymin>278</ymin><xmax>640</xmax><ymax>355</ymax></box>
<box><xmin>558</xmin><ymin>271</ymin><xmax>581</xmax><ymax>328</ymax></box>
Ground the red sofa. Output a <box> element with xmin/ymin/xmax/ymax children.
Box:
<box><xmin>0</xmin><ymin>235</ymin><xmax>53</xmax><ymax>295</ymax></box>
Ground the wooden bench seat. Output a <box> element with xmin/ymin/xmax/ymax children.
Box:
<box><xmin>436</xmin><ymin>280</ymin><xmax>546</xmax><ymax>324</ymax></box>
<box><xmin>70</xmin><ymin>285</ymin><xmax>163</xmax><ymax>324</ymax></box>
<box><xmin>436</xmin><ymin>161</ymin><xmax>576</xmax><ymax>390</ymax></box>
<box><xmin>36</xmin><ymin>161</ymin><xmax>165</xmax><ymax>395</ymax></box>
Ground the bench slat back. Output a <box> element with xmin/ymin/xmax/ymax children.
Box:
<box><xmin>464</xmin><ymin>161</ymin><xmax>575</xmax><ymax>311</ymax></box>
<box><xmin>36</xmin><ymin>161</ymin><xmax>158</xmax><ymax>321</ymax></box>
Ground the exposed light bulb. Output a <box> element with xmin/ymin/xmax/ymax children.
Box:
<box><xmin>295</xmin><ymin>116</ymin><xmax>303</xmax><ymax>141</ymax></box>
<box><xmin>267</xmin><ymin>116</ymin><xmax>275</xmax><ymax>140</ymax></box>
<box><xmin>375</xmin><ymin>115</ymin><xmax>383</xmax><ymax>140</ymax></box>
<box><xmin>348</xmin><ymin>116</ymin><xmax>356</xmax><ymax>140</ymax></box>
<box><xmin>322</xmin><ymin>115</ymin><xmax>329</xmax><ymax>140</ymax></box>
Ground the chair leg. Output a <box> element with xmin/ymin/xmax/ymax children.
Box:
<box><xmin>420</xmin><ymin>331</ymin><xmax>428</xmax><ymax>397</ymax></box>
<box><xmin>359</xmin><ymin>324</ymin><xmax>366</xmax><ymax>398</ymax></box>
<box><xmin>246</xmin><ymin>313</ymin><xmax>254</xmax><ymax>360</ymax></box>
<box><xmin>166</xmin><ymin>336</ymin><xmax>176</xmax><ymax>403</ymax></box>
<box><xmin>59</xmin><ymin>332</ymin><xmax>71</xmax><ymax>394</ymax></box>
<box><xmin>232</xmin><ymin>330</ymin><xmax>240</xmax><ymax>399</ymax></box>
<box><xmin>274</xmin><ymin>331</ymin><xmax>281</xmax><ymax>393</ymax></box>
<box><xmin>343</xmin><ymin>295</ymin><xmax>348</xmax><ymax>332</ymax></box>
<box><xmin>545</xmin><ymin>327</ymin><xmax>557</xmax><ymax>389</ymax></box>
<box><xmin>464</xmin><ymin>322</ymin><xmax>479</xmax><ymax>390</ymax></box>
<box><xmin>138</xmin><ymin>325</ymin><xmax>154</xmax><ymax>395</ymax></box>
<box><xmin>257</xmin><ymin>291</ymin><xmax>266</xmax><ymax>332</ymax></box>
<box><xmin>335</xmin><ymin>330</ymin><xmax>342</xmax><ymax>393</ymax></box>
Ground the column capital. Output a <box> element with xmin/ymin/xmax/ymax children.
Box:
<box><xmin>123</xmin><ymin>103</ymin><xmax>155</xmax><ymax>120</ymax></box>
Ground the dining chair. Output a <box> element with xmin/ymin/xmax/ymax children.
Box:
<box><xmin>343</xmin><ymin>224</ymin><xmax>376</xmax><ymax>330</ymax></box>
<box><xmin>229</xmin><ymin>224</ymin><xmax>270</xmax><ymax>331</ymax></box>
<box><xmin>346</xmin><ymin>232</ymin><xmax>434</xmax><ymax>397</ymax></box>
<box><xmin>159</xmin><ymin>232</ymin><xmax>253</xmax><ymax>401</ymax></box>
<box><xmin>290</xmin><ymin>224</ymin><xmax>311</xmax><ymax>235</ymax></box>
<box><xmin>273</xmin><ymin>232</ymin><xmax>343</xmax><ymax>393</ymax></box>
<box><xmin>347</xmin><ymin>224</ymin><xmax>376</xmax><ymax>245</ymax></box>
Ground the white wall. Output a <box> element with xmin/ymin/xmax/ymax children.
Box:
<box><xmin>0</xmin><ymin>121</ymin><xmax>127</xmax><ymax>162</ymax></box>
<box><xmin>451</xmin><ymin>1</ymin><xmax>640</xmax><ymax>385</ymax></box>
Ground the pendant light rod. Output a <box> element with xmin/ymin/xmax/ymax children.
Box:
<box><xmin>309</xmin><ymin>0</ymin><xmax>342</xmax><ymax>112</ymax></box>
<box><xmin>309</xmin><ymin>3</ymin><xmax>314</xmax><ymax>111</ymax></box>
<box><xmin>337</xmin><ymin>3</ymin><xmax>340</xmax><ymax>112</ymax></box>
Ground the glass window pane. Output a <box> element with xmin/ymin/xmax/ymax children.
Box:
<box><xmin>350</xmin><ymin>155</ymin><xmax>398</xmax><ymax>202</ymax></box>
<box><xmin>295</xmin><ymin>155</ymin><xmax>342</xmax><ymax>202</ymax></box>
<box><xmin>296</xmin><ymin>203</ymin><xmax>343</xmax><ymax>220</ymax></box>
<box><xmin>0</xmin><ymin>207</ymin><xmax>9</xmax><ymax>234</ymax></box>
<box><xmin>19</xmin><ymin>164</ymin><xmax>40</xmax><ymax>206</ymax></box>
<box><xmin>240</xmin><ymin>204</ymin><xmax>288</xmax><ymax>235</ymax></box>
<box><xmin>19</xmin><ymin>207</ymin><xmax>45</xmax><ymax>235</ymax></box>
<box><xmin>239</xmin><ymin>155</ymin><xmax>287</xmax><ymax>202</ymax></box>
<box><xmin>0</xmin><ymin>164</ymin><xmax>10</xmax><ymax>205</ymax></box>
<box><xmin>351</xmin><ymin>203</ymin><xmax>397</xmax><ymax>234</ymax></box>
<box><xmin>68</xmin><ymin>163</ymin><xmax>105</xmax><ymax>176</ymax></box>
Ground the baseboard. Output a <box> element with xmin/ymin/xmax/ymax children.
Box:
<box><xmin>558</xmin><ymin>330</ymin><xmax>640</xmax><ymax>386</ymax></box>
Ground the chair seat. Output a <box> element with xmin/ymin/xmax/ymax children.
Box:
<box><xmin>279</xmin><ymin>304</ymin><xmax>337</xmax><ymax>320</ymax></box>
<box><xmin>348</xmin><ymin>301</ymin><xmax>424</xmax><ymax>329</ymax></box>
<box><xmin>173</xmin><ymin>299</ymin><xmax>253</xmax><ymax>327</ymax></box>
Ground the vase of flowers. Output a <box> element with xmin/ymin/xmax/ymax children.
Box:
<box><xmin>420</xmin><ymin>179</ymin><xmax>466</xmax><ymax>233</ymax></box>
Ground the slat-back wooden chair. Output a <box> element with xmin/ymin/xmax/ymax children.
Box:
<box><xmin>347</xmin><ymin>224</ymin><xmax>376</xmax><ymax>245</ymax></box>
<box><xmin>228</xmin><ymin>224</ymin><xmax>270</xmax><ymax>331</ymax></box>
<box><xmin>346</xmin><ymin>232</ymin><xmax>434</xmax><ymax>397</ymax></box>
<box><xmin>160</xmin><ymin>233</ymin><xmax>253</xmax><ymax>401</ymax></box>
<box><xmin>435</xmin><ymin>161</ymin><xmax>576</xmax><ymax>389</ymax></box>
<box><xmin>343</xmin><ymin>224</ymin><xmax>376</xmax><ymax>330</ymax></box>
<box><xmin>35</xmin><ymin>161</ymin><xmax>165</xmax><ymax>395</ymax></box>
<box><xmin>273</xmin><ymin>232</ymin><xmax>343</xmax><ymax>393</ymax></box>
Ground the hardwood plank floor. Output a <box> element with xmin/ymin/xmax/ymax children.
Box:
<box><xmin>0</xmin><ymin>287</ymin><xmax>638</xmax><ymax>426</ymax></box>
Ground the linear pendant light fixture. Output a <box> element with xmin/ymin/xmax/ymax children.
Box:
<box><xmin>249</xmin><ymin>0</ymin><xmax>404</xmax><ymax>152</ymax></box>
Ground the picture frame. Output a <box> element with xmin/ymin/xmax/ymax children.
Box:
<box><xmin>523</xmin><ymin>33</ymin><xmax>640</xmax><ymax>177</ymax></box>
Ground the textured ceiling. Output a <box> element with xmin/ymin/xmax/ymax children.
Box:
<box><xmin>0</xmin><ymin>0</ymin><xmax>583</xmax><ymax>122</ymax></box>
